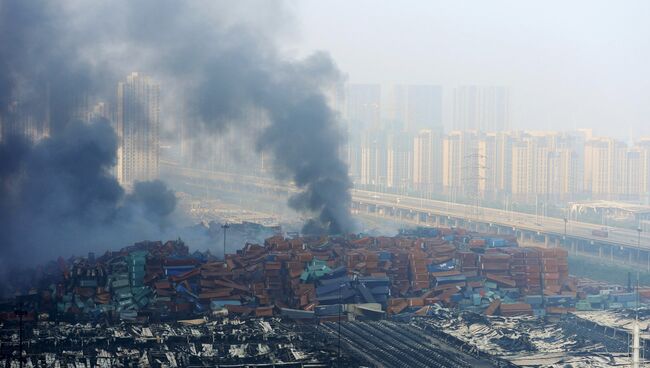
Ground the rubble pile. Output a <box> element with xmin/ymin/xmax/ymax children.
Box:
<box><xmin>0</xmin><ymin>317</ymin><xmax>368</xmax><ymax>367</ymax></box>
<box><xmin>4</xmin><ymin>225</ymin><xmax>646</xmax><ymax>324</ymax></box>
<box><xmin>319</xmin><ymin>319</ymin><xmax>513</xmax><ymax>368</ymax></box>
<box><xmin>412</xmin><ymin>307</ymin><xmax>640</xmax><ymax>367</ymax></box>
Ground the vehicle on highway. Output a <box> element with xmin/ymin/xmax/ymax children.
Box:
<box><xmin>592</xmin><ymin>228</ymin><xmax>609</xmax><ymax>238</ymax></box>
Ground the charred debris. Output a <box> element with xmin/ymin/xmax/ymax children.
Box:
<box><xmin>2</xmin><ymin>225</ymin><xmax>650</xmax><ymax>367</ymax></box>
<box><xmin>2</xmin><ymin>226</ymin><xmax>575</xmax><ymax>323</ymax></box>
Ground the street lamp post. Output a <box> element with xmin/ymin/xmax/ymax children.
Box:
<box><xmin>639</xmin><ymin>227</ymin><xmax>650</xmax><ymax>272</ymax></box>
<box><xmin>222</xmin><ymin>222</ymin><xmax>230</xmax><ymax>261</ymax></box>
<box><xmin>338</xmin><ymin>284</ymin><xmax>345</xmax><ymax>367</ymax></box>
<box><xmin>14</xmin><ymin>304</ymin><xmax>26</xmax><ymax>368</ymax></box>
<box><xmin>562</xmin><ymin>217</ymin><xmax>569</xmax><ymax>248</ymax></box>
<box><xmin>636</xmin><ymin>227</ymin><xmax>643</xmax><ymax>270</ymax></box>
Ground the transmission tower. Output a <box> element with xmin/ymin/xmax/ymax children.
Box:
<box><xmin>462</xmin><ymin>153</ymin><xmax>487</xmax><ymax>220</ymax></box>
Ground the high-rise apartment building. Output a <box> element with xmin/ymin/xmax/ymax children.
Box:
<box><xmin>453</xmin><ymin>86</ymin><xmax>510</xmax><ymax>132</ymax></box>
<box><xmin>623</xmin><ymin>149</ymin><xmax>642</xmax><ymax>200</ymax></box>
<box><xmin>495</xmin><ymin>132</ymin><xmax>580</xmax><ymax>201</ymax></box>
<box><xmin>571</xmin><ymin>130</ymin><xmax>591</xmax><ymax>191</ymax></box>
<box><xmin>386</xmin><ymin>131</ymin><xmax>413</xmax><ymax>191</ymax></box>
<box><xmin>583</xmin><ymin>137</ymin><xmax>626</xmax><ymax>199</ymax></box>
<box><xmin>406</xmin><ymin>85</ymin><xmax>442</xmax><ymax>132</ymax></box>
<box><xmin>0</xmin><ymin>88</ymin><xmax>50</xmax><ymax>143</ymax></box>
<box><xmin>549</xmin><ymin>149</ymin><xmax>578</xmax><ymax>200</ymax></box>
<box><xmin>360</xmin><ymin>130</ymin><xmax>387</xmax><ymax>187</ymax></box>
<box><xmin>412</xmin><ymin>129</ymin><xmax>442</xmax><ymax>195</ymax></box>
<box><xmin>638</xmin><ymin>139</ymin><xmax>650</xmax><ymax>204</ymax></box>
<box><xmin>345</xmin><ymin>84</ymin><xmax>381</xmax><ymax>130</ymax></box>
<box><xmin>116</xmin><ymin>72</ymin><xmax>160</xmax><ymax>187</ymax></box>
<box><xmin>511</xmin><ymin>141</ymin><xmax>531</xmax><ymax>196</ymax></box>
<box><xmin>478</xmin><ymin>132</ymin><xmax>514</xmax><ymax>198</ymax></box>
<box><xmin>348</xmin><ymin>119</ymin><xmax>649</xmax><ymax>204</ymax></box>
<box><xmin>387</xmin><ymin>85</ymin><xmax>442</xmax><ymax>132</ymax></box>
<box><xmin>344</xmin><ymin>84</ymin><xmax>381</xmax><ymax>182</ymax></box>
<box><xmin>346</xmin><ymin>130</ymin><xmax>363</xmax><ymax>184</ymax></box>
<box><xmin>442</xmin><ymin>131</ymin><xmax>480</xmax><ymax>196</ymax></box>
<box><xmin>530</xmin><ymin>136</ymin><xmax>553</xmax><ymax>196</ymax></box>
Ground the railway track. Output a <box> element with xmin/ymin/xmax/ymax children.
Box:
<box><xmin>319</xmin><ymin>320</ymin><xmax>509</xmax><ymax>368</ymax></box>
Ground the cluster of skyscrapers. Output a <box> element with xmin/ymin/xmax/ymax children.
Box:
<box><xmin>340</xmin><ymin>84</ymin><xmax>650</xmax><ymax>205</ymax></box>
<box><xmin>0</xmin><ymin>72</ymin><xmax>160</xmax><ymax>189</ymax></box>
<box><xmin>4</xmin><ymin>77</ymin><xmax>650</xmax><ymax>207</ymax></box>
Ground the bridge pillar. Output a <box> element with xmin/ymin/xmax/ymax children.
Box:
<box><xmin>629</xmin><ymin>249</ymin><xmax>633</xmax><ymax>265</ymax></box>
<box><xmin>544</xmin><ymin>235</ymin><xmax>549</xmax><ymax>247</ymax></box>
<box><xmin>610</xmin><ymin>246</ymin><xmax>613</xmax><ymax>262</ymax></box>
<box><xmin>571</xmin><ymin>240</ymin><xmax>577</xmax><ymax>255</ymax></box>
<box><xmin>598</xmin><ymin>246</ymin><xmax>603</xmax><ymax>259</ymax></box>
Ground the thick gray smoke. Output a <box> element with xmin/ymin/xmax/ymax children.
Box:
<box><xmin>0</xmin><ymin>0</ymin><xmax>353</xmax><ymax>269</ymax></box>
<box><xmin>0</xmin><ymin>119</ymin><xmax>178</xmax><ymax>263</ymax></box>
<box><xmin>120</xmin><ymin>1</ymin><xmax>354</xmax><ymax>234</ymax></box>
<box><xmin>0</xmin><ymin>1</ymin><xmax>114</xmax><ymax>132</ymax></box>
<box><xmin>0</xmin><ymin>0</ymin><xmax>179</xmax><ymax>268</ymax></box>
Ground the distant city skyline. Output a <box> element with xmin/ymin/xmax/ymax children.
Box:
<box><xmin>345</xmin><ymin>126</ymin><xmax>650</xmax><ymax>206</ymax></box>
<box><xmin>293</xmin><ymin>1</ymin><xmax>650</xmax><ymax>139</ymax></box>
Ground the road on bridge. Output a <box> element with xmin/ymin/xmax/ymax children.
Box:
<box><xmin>352</xmin><ymin>190</ymin><xmax>650</xmax><ymax>250</ymax></box>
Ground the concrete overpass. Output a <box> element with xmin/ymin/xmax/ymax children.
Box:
<box><xmin>352</xmin><ymin>190</ymin><xmax>650</xmax><ymax>267</ymax></box>
<box><xmin>162</xmin><ymin>163</ymin><xmax>650</xmax><ymax>269</ymax></box>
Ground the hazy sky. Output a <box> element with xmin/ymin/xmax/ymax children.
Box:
<box><xmin>290</xmin><ymin>0</ymin><xmax>650</xmax><ymax>139</ymax></box>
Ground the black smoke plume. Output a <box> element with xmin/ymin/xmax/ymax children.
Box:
<box><xmin>0</xmin><ymin>0</ymin><xmax>114</xmax><ymax>132</ymax></box>
<box><xmin>0</xmin><ymin>0</ymin><xmax>353</xmax><ymax>269</ymax></box>
<box><xmin>119</xmin><ymin>1</ymin><xmax>354</xmax><ymax>234</ymax></box>
<box><xmin>0</xmin><ymin>119</ymin><xmax>177</xmax><ymax>263</ymax></box>
<box><xmin>0</xmin><ymin>0</ymin><xmax>179</xmax><ymax>269</ymax></box>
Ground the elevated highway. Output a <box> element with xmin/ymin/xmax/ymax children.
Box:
<box><xmin>352</xmin><ymin>190</ymin><xmax>649</xmax><ymax>250</ymax></box>
<box><xmin>163</xmin><ymin>163</ymin><xmax>650</xmax><ymax>269</ymax></box>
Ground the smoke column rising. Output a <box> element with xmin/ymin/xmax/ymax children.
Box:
<box><xmin>0</xmin><ymin>0</ymin><xmax>353</xmax><ymax>268</ymax></box>
<box><xmin>0</xmin><ymin>119</ymin><xmax>178</xmax><ymax>263</ymax></box>
<box><xmin>119</xmin><ymin>1</ymin><xmax>354</xmax><ymax>234</ymax></box>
